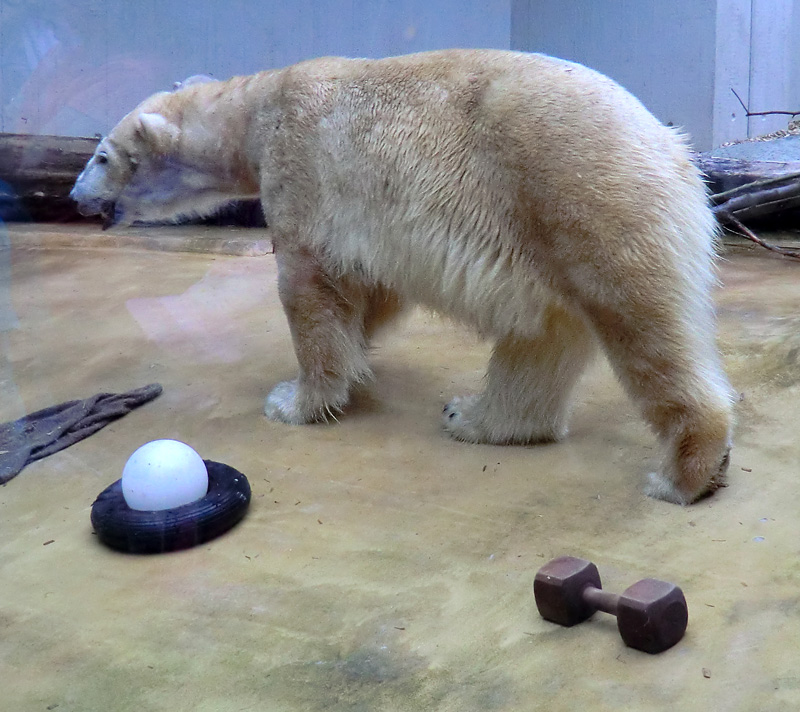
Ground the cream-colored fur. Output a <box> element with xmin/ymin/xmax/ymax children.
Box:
<box><xmin>71</xmin><ymin>49</ymin><xmax>735</xmax><ymax>504</ymax></box>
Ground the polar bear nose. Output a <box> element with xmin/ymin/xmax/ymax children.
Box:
<box><xmin>70</xmin><ymin>188</ymin><xmax>114</xmax><ymax>220</ymax></box>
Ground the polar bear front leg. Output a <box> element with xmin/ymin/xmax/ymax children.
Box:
<box><xmin>265</xmin><ymin>247</ymin><xmax>373</xmax><ymax>424</ymax></box>
<box><xmin>443</xmin><ymin>303</ymin><xmax>595</xmax><ymax>444</ymax></box>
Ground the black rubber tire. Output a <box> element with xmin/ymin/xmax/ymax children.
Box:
<box><xmin>91</xmin><ymin>460</ymin><xmax>251</xmax><ymax>554</ymax></box>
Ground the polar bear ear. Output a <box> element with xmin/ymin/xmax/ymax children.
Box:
<box><xmin>135</xmin><ymin>112</ymin><xmax>180</xmax><ymax>152</ymax></box>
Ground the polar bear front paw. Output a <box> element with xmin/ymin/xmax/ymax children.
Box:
<box><xmin>264</xmin><ymin>380</ymin><xmax>309</xmax><ymax>424</ymax></box>
<box><xmin>644</xmin><ymin>471</ymin><xmax>699</xmax><ymax>506</ymax></box>
<box><xmin>442</xmin><ymin>395</ymin><xmax>485</xmax><ymax>443</ymax></box>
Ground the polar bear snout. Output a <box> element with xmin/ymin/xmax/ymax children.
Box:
<box><xmin>70</xmin><ymin>189</ymin><xmax>112</xmax><ymax>218</ymax></box>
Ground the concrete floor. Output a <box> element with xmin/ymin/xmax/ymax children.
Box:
<box><xmin>1</xmin><ymin>224</ymin><xmax>799</xmax><ymax>712</ymax></box>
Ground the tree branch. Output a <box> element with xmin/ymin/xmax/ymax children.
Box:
<box><xmin>731</xmin><ymin>87</ymin><xmax>800</xmax><ymax>119</ymax></box>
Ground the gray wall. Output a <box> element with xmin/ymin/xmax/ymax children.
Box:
<box><xmin>512</xmin><ymin>0</ymin><xmax>800</xmax><ymax>150</ymax></box>
<box><xmin>713</xmin><ymin>0</ymin><xmax>800</xmax><ymax>146</ymax></box>
<box><xmin>0</xmin><ymin>0</ymin><xmax>511</xmax><ymax>136</ymax></box>
<box><xmin>511</xmin><ymin>0</ymin><xmax>718</xmax><ymax>149</ymax></box>
<box><xmin>744</xmin><ymin>0</ymin><xmax>800</xmax><ymax>137</ymax></box>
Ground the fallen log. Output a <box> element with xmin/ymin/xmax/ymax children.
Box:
<box><xmin>711</xmin><ymin>171</ymin><xmax>800</xmax><ymax>222</ymax></box>
<box><xmin>695</xmin><ymin>153</ymin><xmax>800</xmax><ymax>260</ymax></box>
<box><xmin>0</xmin><ymin>132</ymin><xmax>264</xmax><ymax>226</ymax></box>
<box><xmin>693</xmin><ymin>154</ymin><xmax>800</xmax><ymax>194</ymax></box>
<box><xmin>695</xmin><ymin>153</ymin><xmax>800</xmax><ymax>224</ymax></box>
<box><xmin>0</xmin><ymin>132</ymin><xmax>99</xmax><ymax>221</ymax></box>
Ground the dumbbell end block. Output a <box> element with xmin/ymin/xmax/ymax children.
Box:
<box><xmin>617</xmin><ymin>579</ymin><xmax>688</xmax><ymax>654</ymax></box>
<box><xmin>533</xmin><ymin>556</ymin><xmax>602</xmax><ymax>626</ymax></box>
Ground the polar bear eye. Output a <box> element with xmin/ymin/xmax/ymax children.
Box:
<box><xmin>96</xmin><ymin>152</ymin><xmax>109</xmax><ymax>165</ymax></box>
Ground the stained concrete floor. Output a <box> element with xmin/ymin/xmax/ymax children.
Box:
<box><xmin>1</xmin><ymin>224</ymin><xmax>800</xmax><ymax>712</ymax></box>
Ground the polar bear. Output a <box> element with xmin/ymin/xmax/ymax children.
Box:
<box><xmin>70</xmin><ymin>50</ymin><xmax>734</xmax><ymax>504</ymax></box>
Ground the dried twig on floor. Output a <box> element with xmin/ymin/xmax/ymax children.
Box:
<box><xmin>718</xmin><ymin>212</ymin><xmax>800</xmax><ymax>261</ymax></box>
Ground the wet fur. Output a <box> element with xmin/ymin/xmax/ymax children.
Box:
<box><xmin>71</xmin><ymin>49</ymin><xmax>735</xmax><ymax>504</ymax></box>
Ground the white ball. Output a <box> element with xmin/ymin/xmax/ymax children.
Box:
<box><xmin>122</xmin><ymin>439</ymin><xmax>209</xmax><ymax>511</ymax></box>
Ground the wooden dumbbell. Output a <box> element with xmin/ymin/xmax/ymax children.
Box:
<box><xmin>533</xmin><ymin>556</ymin><xmax>688</xmax><ymax>654</ymax></box>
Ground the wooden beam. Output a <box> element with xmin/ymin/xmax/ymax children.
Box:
<box><xmin>0</xmin><ymin>133</ymin><xmax>99</xmax><ymax>222</ymax></box>
<box><xmin>0</xmin><ymin>132</ymin><xmax>265</xmax><ymax>226</ymax></box>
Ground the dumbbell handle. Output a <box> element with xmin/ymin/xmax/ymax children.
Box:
<box><xmin>582</xmin><ymin>585</ymin><xmax>620</xmax><ymax>616</ymax></box>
